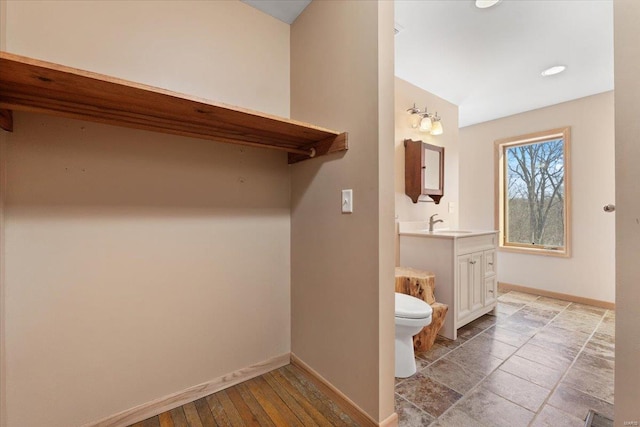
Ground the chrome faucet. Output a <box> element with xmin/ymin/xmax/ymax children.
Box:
<box><xmin>428</xmin><ymin>213</ymin><xmax>444</xmax><ymax>232</ymax></box>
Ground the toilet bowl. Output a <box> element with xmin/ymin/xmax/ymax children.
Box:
<box><xmin>395</xmin><ymin>292</ymin><xmax>433</xmax><ymax>378</ymax></box>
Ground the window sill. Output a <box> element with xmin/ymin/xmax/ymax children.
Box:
<box><xmin>498</xmin><ymin>245</ymin><xmax>571</xmax><ymax>258</ymax></box>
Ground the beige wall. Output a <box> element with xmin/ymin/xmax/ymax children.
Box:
<box><xmin>377</xmin><ymin>1</ymin><xmax>396</xmax><ymax>418</ymax></box>
<box><xmin>4</xmin><ymin>0</ymin><xmax>290</xmax><ymax>117</ymax></box>
<box><xmin>394</xmin><ymin>78</ymin><xmax>460</xmax><ymax>263</ymax></box>
<box><xmin>459</xmin><ymin>92</ymin><xmax>615</xmax><ymax>303</ymax></box>
<box><xmin>2</xmin><ymin>2</ymin><xmax>292</xmax><ymax>426</ymax></box>
<box><xmin>290</xmin><ymin>0</ymin><xmax>395</xmax><ymax>422</ymax></box>
<box><xmin>614</xmin><ymin>0</ymin><xmax>640</xmax><ymax>422</ymax></box>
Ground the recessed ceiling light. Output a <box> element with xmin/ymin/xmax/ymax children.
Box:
<box><xmin>475</xmin><ymin>0</ymin><xmax>501</xmax><ymax>9</ymax></box>
<box><xmin>541</xmin><ymin>65</ymin><xmax>567</xmax><ymax>77</ymax></box>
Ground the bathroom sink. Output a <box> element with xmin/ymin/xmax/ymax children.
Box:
<box><xmin>400</xmin><ymin>222</ymin><xmax>487</xmax><ymax>237</ymax></box>
<box><xmin>416</xmin><ymin>229</ymin><xmax>474</xmax><ymax>235</ymax></box>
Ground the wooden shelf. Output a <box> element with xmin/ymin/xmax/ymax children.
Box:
<box><xmin>0</xmin><ymin>51</ymin><xmax>348</xmax><ymax>164</ymax></box>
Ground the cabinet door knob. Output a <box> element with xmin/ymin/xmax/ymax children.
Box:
<box><xmin>488</xmin><ymin>262</ymin><xmax>494</xmax><ymax>266</ymax></box>
<box><xmin>488</xmin><ymin>289</ymin><xmax>494</xmax><ymax>293</ymax></box>
<box><xmin>470</xmin><ymin>260</ymin><xmax>476</xmax><ymax>265</ymax></box>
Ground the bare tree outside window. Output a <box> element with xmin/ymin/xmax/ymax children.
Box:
<box><xmin>495</xmin><ymin>128</ymin><xmax>571</xmax><ymax>257</ymax></box>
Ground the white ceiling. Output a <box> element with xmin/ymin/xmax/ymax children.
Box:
<box><xmin>243</xmin><ymin>0</ymin><xmax>614</xmax><ymax>128</ymax></box>
<box><xmin>395</xmin><ymin>0</ymin><xmax>614</xmax><ymax>127</ymax></box>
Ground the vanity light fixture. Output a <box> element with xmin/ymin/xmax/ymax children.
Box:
<box><xmin>407</xmin><ymin>104</ymin><xmax>444</xmax><ymax>136</ymax></box>
<box><xmin>541</xmin><ymin>65</ymin><xmax>567</xmax><ymax>76</ymax></box>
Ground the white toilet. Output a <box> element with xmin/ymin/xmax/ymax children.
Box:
<box><xmin>395</xmin><ymin>292</ymin><xmax>433</xmax><ymax>378</ymax></box>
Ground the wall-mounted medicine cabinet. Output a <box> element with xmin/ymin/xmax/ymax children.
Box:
<box><xmin>404</xmin><ymin>138</ymin><xmax>444</xmax><ymax>204</ymax></box>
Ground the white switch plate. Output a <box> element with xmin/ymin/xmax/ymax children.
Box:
<box><xmin>342</xmin><ymin>189</ymin><xmax>353</xmax><ymax>213</ymax></box>
<box><xmin>448</xmin><ymin>202</ymin><xmax>456</xmax><ymax>213</ymax></box>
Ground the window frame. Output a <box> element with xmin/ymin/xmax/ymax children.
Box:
<box><xmin>494</xmin><ymin>127</ymin><xmax>571</xmax><ymax>258</ymax></box>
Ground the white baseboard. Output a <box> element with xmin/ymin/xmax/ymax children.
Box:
<box><xmin>290</xmin><ymin>353</ymin><xmax>398</xmax><ymax>427</ymax></box>
<box><xmin>82</xmin><ymin>353</ymin><xmax>290</xmax><ymax>427</ymax></box>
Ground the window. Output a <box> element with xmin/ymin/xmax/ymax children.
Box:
<box><xmin>495</xmin><ymin>127</ymin><xmax>571</xmax><ymax>257</ymax></box>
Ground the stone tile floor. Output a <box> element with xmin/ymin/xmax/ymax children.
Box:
<box><xmin>395</xmin><ymin>290</ymin><xmax>615</xmax><ymax>426</ymax></box>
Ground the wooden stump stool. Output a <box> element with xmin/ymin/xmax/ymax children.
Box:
<box><xmin>395</xmin><ymin>266</ymin><xmax>448</xmax><ymax>352</ymax></box>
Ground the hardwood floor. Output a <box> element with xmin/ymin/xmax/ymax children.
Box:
<box><xmin>129</xmin><ymin>364</ymin><xmax>359</xmax><ymax>427</ymax></box>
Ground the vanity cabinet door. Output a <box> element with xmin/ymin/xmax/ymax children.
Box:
<box><xmin>469</xmin><ymin>252</ymin><xmax>484</xmax><ymax>313</ymax></box>
<box><xmin>456</xmin><ymin>254</ymin><xmax>472</xmax><ymax>321</ymax></box>
<box><xmin>456</xmin><ymin>252</ymin><xmax>484</xmax><ymax>322</ymax></box>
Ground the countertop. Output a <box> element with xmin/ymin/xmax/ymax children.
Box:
<box><xmin>398</xmin><ymin>221</ymin><xmax>498</xmax><ymax>239</ymax></box>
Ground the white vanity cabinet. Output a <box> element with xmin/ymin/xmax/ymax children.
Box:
<box><xmin>399</xmin><ymin>225</ymin><xmax>498</xmax><ymax>340</ymax></box>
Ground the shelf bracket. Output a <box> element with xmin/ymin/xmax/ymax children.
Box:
<box><xmin>0</xmin><ymin>109</ymin><xmax>13</xmax><ymax>132</ymax></box>
<box><xmin>288</xmin><ymin>132</ymin><xmax>348</xmax><ymax>164</ymax></box>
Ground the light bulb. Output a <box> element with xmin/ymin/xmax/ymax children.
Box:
<box><xmin>409</xmin><ymin>113</ymin><xmax>421</xmax><ymax>128</ymax></box>
<box><xmin>419</xmin><ymin>116</ymin><xmax>432</xmax><ymax>132</ymax></box>
<box><xmin>430</xmin><ymin>120</ymin><xmax>443</xmax><ymax>135</ymax></box>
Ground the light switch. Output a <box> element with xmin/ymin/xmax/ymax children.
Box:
<box><xmin>342</xmin><ymin>189</ymin><xmax>353</xmax><ymax>213</ymax></box>
<box><xmin>448</xmin><ymin>202</ymin><xmax>456</xmax><ymax>214</ymax></box>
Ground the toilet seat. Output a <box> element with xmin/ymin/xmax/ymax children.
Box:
<box><xmin>395</xmin><ymin>292</ymin><xmax>433</xmax><ymax>319</ymax></box>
